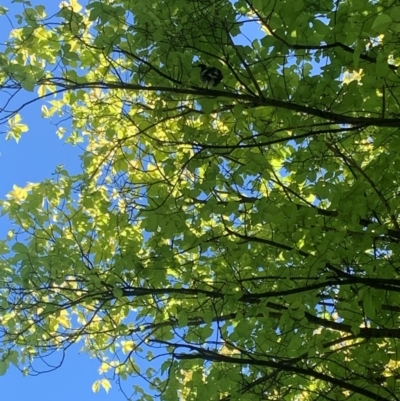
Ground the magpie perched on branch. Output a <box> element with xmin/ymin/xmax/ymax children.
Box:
<box><xmin>196</xmin><ymin>63</ymin><xmax>223</xmax><ymax>87</ymax></box>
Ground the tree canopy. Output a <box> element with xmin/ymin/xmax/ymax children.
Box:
<box><xmin>1</xmin><ymin>0</ymin><xmax>400</xmax><ymax>400</ymax></box>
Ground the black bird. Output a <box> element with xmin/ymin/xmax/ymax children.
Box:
<box><xmin>196</xmin><ymin>63</ymin><xmax>223</xmax><ymax>87</ymax></box>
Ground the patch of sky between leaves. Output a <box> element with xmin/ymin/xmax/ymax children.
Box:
<box><xmin>234</xmin><ymin>6</ymin><xmax>330</xmax><ymax>76</ymax></box>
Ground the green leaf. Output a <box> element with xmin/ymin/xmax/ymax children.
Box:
<box><xmin>100</xmin><ymin>378</ymin><xmax>111</xmax><ymax>393</ymax></box>
<box><xmin>92</xmin><ymin>380</ymin><xmax>100</xmax><ymax>393</ymax></box>
<box><xmin>0</xmin><ymin>361</ymin><xmax>8</xmax><ymax>376</ymax></box>
<box><xmin>371</xmin><ymin>14</ymin><xmax>392</xmax><ymax>31</ymax></box>
<box><xmin>12</xmin><ymin>242</ymin><xmax>28</xmax><ymax>253</ymax></box>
